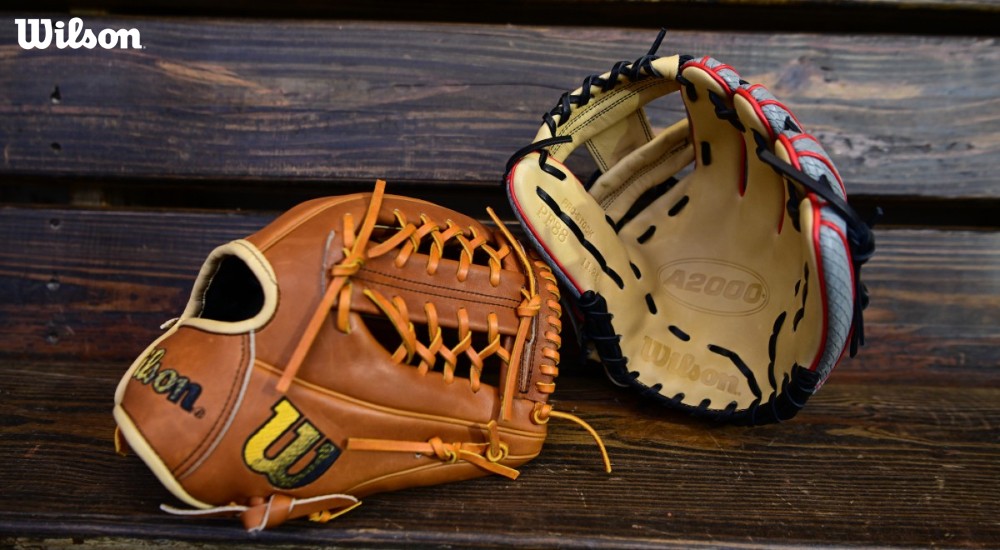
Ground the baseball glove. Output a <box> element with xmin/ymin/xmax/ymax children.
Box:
<box><xmin>505</xmin><ymin>32</ymin><xmax>875</xmax><ymax>425</ymax></box>
<box><xmin>113</xmin><ymin>180</ymin><xmax>609</xmax><ymax>530</ymax></box>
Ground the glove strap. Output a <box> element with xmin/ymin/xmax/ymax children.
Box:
<box><xmin>347</xmin><ymin>420</ymin><xmax>520</xmax><ymax>480</ymax></box>
<box><xmin>752</xmin><ymin>130</ymin><xmax>878</xmax><ymax>356</ymax></box>
<box><xmin>277</xmin><ymin>179</ymin><xmax>388</xmax><ymax>393</ymax></box>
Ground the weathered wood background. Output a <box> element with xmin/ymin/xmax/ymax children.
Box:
<box><xmin>17</xmin><ymin>0</ymin><xmax>1000</xmax><ymax>34</ymax></box>
<box><xmin>1</xmin><ymin>4</ymin><xmax>998</xmax><ymax>549</ymax></box>
<box><xmin>2</xmin><ymin>22</ymin><xmax>998</xmax><ymax>201</ymax></box>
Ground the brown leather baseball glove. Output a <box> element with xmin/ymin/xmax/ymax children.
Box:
<box><xmin>113</xmin><ymin>180</ymin><xmax>609</xmax><ymax>530</ymax></box>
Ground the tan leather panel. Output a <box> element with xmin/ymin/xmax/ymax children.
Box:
<box><xmin>175</xmin><ymin>365</ymin><xmax>543</xmax><ymax>506</ymax></box>
<box><xmin>584</xmin><ymin>111</ymin><xmax>655</xmax><ymax>173</ymax></box>
<box><xmin>119</xmin><ymin>327</ymin><xmax>251</xmax><ymax>475</ymax></box>
<box><xmin>510</xmin><ymin>55</ymin><xmax>830</xmax><ymax>414</ymax></box>
<box><xmin>590</xmin><ymin>119</ymin><xmax>693</xmax><ymax>222</ymax></box>
<box><xmin>511</xmin><ymin>153</ymin><xmax>636</xmax><ymax>297</ymax></box>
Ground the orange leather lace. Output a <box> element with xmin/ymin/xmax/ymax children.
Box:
<box><xmin>277</xmin><ymin>180</ymin><xmax>611</xmax><ymax>479</ymax></box>
<box><xmin>276</xmin><ymin>179</ymin><xmax>390</xmax><ymax>393</ymax></box>
<box><xmin>278</xmin><ymin>180</ymin><xmax>516</xmax><ymax>394</ymax></box>
<box><xmin>154</xmin><ymin>181</ymin><xmax>610</xmax><ymax>530</ymax></box>
<box><xmin>348</xmin><ymin>419</ymin><xmax>519</xmax><ymax>479</ymax></box>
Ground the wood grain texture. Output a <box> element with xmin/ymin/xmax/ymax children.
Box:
<box><xmin>0</xmin><ymin>367</ymin><xmax>996</xmax><ymax>548</ymax></box>
<box><xmin>0</xmin><ymin>9</ymin><xmax>997</xmax><ymax>547</ymax></box>
<box><xmin>1</xmin><ymin>19</ymin><xmax>998</xmax><ymax>199</ymax></box>
<box><xmin>15</xmin><ymin>0</ymin><xmax>998</xmax><ymax>11</ymax></box>
<box><xmin>0</xmin><ymin>212</ymin><xmax>996</xmax><ymax>547</ymax></box>
<box><xmin>1</xmin><ymin>206</ymin><xmax>997</xmax><ymax>379</ymax></box>
<box><xmin>10</xmin><ymin>0</ymin><xmax>1000</xmax><ymax>35</ymax></box>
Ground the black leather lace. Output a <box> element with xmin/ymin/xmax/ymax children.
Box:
<box><xmin>752</xmin><ymin>130</ymin><xmax>879</xmax><ymax>357</ymax></box>
<box><xmin>503</xmin><ymin>29</ymin><xmax>670</xmax><ymax>182</ymax></box>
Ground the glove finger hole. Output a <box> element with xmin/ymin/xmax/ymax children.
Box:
<box><xmin>180</xmin><ymin>240</ymin><xmax>279</xmax><ymax>335</ymax></box>
<box><xmin>200</xmin><ymin>255</ymin><xmax>266</xmax><ymax>323</ymax></box>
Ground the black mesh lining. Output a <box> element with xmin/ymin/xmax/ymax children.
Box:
<box><xmin>199</xmin><ymin>255</ymin><xmax>265</xmax><ymax>323</ymax></box>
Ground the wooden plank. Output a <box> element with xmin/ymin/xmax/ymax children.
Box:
<box><xmin>16</xmin><ymin>0</ymin><xmax>1000</xmax><ymax>35</ymax></box>
<box><xmin>23</xmin><ymin>0</ymin><xmax>1000</xmax><ymax>12</ymax></box>
<box><xmin>1</xmin><ymin>206</ymin><xmax>998</xmax><ymax>384</ymax></box>
<box><xmin>0</xmin><ymin>207</ymin><xmax>265</xmax><ymax>363</ymax></box>
<box><xmin>0</xmin><ymin>200</ymin><xmax>996</xmax><ymax>547</ymax></box>
<box><xmin>0</xmin><ymin>367</ymin><xmax>996</xmax><ymax>547</ymax></box>
<box><xmin>1</xmin><ymin>20</ymin><xmax>997</xmax><ymax>200</ymax></box>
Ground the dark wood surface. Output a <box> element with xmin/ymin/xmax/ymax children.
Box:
<box><xmin>11</xmin><ymin>0</ymin><xmax>1000</xmax><ymax>35</ymax></box>
<box><xmin>0</xmin><ymin>205</ymin><xmax>997</xmax><ymax>547</ymax></box>
<box><xmin>1</xmin><ymin>362</ymin><xmax>997</xmax><ymax>547</ymax></box>
<box><xmin>1</xmin><ymin>18</ymin><xmax>998</xmax><ymax>207</ymax></box>
<box><xmin>1</xmin><ymin>207</ymin><xmax>997</xmax><ymax>373</ymax></box>
<box><xmin>0</xmin><ymin>4</ymin><xmax>998</xmax><ymax>549</ymax></box>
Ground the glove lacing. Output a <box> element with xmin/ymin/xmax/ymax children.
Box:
<box><xmin>503</xmin><ymin>29</ymin><xmax>667</xmax><ymax>183</ymax></box>
<box><xmin>276</xmin><ymin>180</ymin><xmax>610</xmax><ymax>481</ymax></box>
<box><xmin>155</xmin><ymin>180</ymin><xmax>612</xmax><ymax>529</ymax></box>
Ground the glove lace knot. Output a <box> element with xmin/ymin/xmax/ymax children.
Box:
<box><xmin>277</xmin><ymin>180</ymin><xmax>529</xmax><ymax>395</ymax></box>
<box><xmin>347</xmin><ymin>419</ymin><xmax>519</xmax><ymax>480</ymax></box>
<box><xmin>277</xmin><ymin>179</ymin><xmax>390</xmax><ymax>393</ymax></box>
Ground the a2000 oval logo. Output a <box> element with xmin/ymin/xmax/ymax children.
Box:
<box><xmin>658</xmin><ymin>259</ymin><xmax>769</xmax><ymax>316</ymax></box>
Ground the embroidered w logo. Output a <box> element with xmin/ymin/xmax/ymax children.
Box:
<box><xmin>243</xmin><ymin>398</ymin><xmax>341</xmax><ymax>489</ymax></box>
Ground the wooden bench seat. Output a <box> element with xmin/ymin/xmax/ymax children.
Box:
<box><xmin>1</xmin><ymin>10</ymin><xmax>997</xmax><ymax>548</ymax></box>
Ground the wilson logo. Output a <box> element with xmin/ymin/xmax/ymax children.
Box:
<box><xmin>641</xmin><ymin>336</ymin><xmax>740</xmax><ymax>396</ymax></box>
<box><xmin>659</xmin><ymin>259</ymin><xmax>769</xmax><ymax>316</ymax></box>
<box><xmin>15</xmin><ymin>18</ymin><xmax>142</xmax><ymax>50</ymax></box>
<box><xmin>243</xmin><ymin>398</ymin><xmax>341</xmax><ymax>489</ymax></box>
<box><xmin>132</xmin><ymin>348</ymin><xmax>204</xmax><ymax>417</ymax></box>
